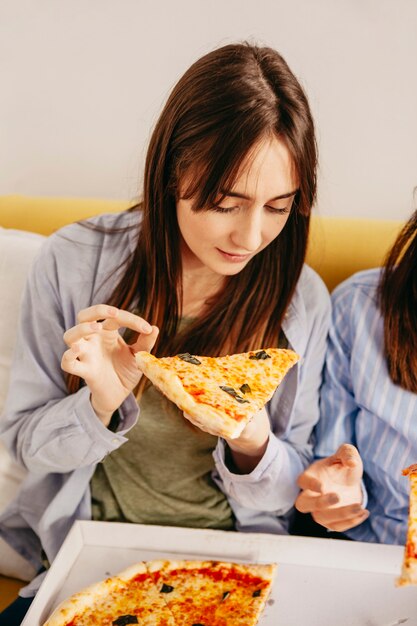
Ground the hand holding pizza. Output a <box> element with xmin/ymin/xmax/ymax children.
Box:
<box><xmin>295</xmin><ymin>443</ymin><xmax>369</xmax><ymax>532</ymax></box>
<box><xmin>61</xmin><ymin>304</ymin><xmax>159</xmax><ymax>426</ymax></box>
<box><xmin>136</xmin><ymin>347</ymin><xmax>299</xmax><ymax>474</ymax></box>
<box><xmin>225</xmin><ymin>407</ymin><xmax>271</xmax><ymax>472</ymax></box>
<box><xmin>183</xmin><ymin>406</ymin><xmax>271</xmax><ymax>474</ymax></box>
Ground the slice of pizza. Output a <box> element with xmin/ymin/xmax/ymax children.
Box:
<box><xmin>135</xmin><ymin>348</ymin><xmax>299</xmax><ymax>438</ymax></box>
<box><xmin>146</xmin><ymin>559</ymin><xmax>277</xmax><ymax>626</ymax></box>
<box><xmin>397</xmin><ymin>463</ymin><xmax>417</xmax><ymax>586</ymax></box>
<box><xmin>43</xmin><ymin>561</ymin><xmax>176</xmax><ymax>626</ymax></box>
<box><xmin>213</xmin><ymin>561</ymin><xmax>277</xmax><ymax>625</ymax></box>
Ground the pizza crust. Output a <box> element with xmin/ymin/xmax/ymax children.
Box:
<box><xmin>397</xmin><ymin>465</ymin><xmax>417</xmax><ymax>586</ymax></box>
<box><xmin>43</xmin><ymin>563</ymin><xmax>146</xmax><ymax>626</ymax></box>
<box><xmin>397</xmin><ymin>559</ymin><xmax>417</xmax><ymax>587</ymax></box>
<box><xmin>146</xmin><ymin>559</ymin><xmax>217</xmax><ymax>574</ymax></box>
<box><xmin>44</xmin><ymin>561</ymin><xmax>175</xmax><ymax>626</ymax></box>
<box><xmin>146</xmin><ymin>559</ymin><xmax>275</xmax><ymax>578</ymax></box>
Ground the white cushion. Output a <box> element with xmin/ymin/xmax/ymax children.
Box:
<box><xmin>0</xmin><ymin>228</ymin><xmax>46</xmax><ymax>513</ymax></box>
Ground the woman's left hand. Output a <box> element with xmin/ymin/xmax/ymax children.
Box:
<box><xmin>183</xmin><ymin>407</ymin><xmax>271</xmax><ymax>474</ymax></box>
<box><xmin>225</xmin><ymin>407</ymin><xmax>271</xmax><ymax>473</ymax></box>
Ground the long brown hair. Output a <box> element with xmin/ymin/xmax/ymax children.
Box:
<box><xmin>378</xmin><ymin>208</ymin><xmax>417</xmax><ymax>392</ymax></box>
<box><xmin>68</xmin><ymin>42</ymin><xmax>317</xmax><ymax>394</ymax></box>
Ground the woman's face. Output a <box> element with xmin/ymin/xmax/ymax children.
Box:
<box><xmin>176</xmin><ymin>136</ymin><xmax>298</xmax><ymax>277</ymax></box>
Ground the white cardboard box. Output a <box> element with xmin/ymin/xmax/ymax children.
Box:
<box><xmin>24</xmin><ymin>521</ymin><xmax>417</xmax><ymax>625</ymax></box>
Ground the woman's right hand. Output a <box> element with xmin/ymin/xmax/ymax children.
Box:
<box><xmin>295</xmin><ymin>444</ymin><xmax>369</xmax><ymax>532</ymax></box>
<box><xmin>61</xmin><ymin>305</ymin><xmax>159</xmax><ymax>426</ymax></box>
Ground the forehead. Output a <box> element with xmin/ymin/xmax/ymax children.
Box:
<box><xmin>231</xmin><ymin>136</ymin><xmax>297</xmax><ymax>197</ymax></box>
<box><xmin>178</xmin><ymin>134</ymin><xmax>297</xmax><ymax>204</ymax></box>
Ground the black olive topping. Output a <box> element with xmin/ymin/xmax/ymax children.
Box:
<box><xmin>222</xmin><ymin>590</ymin><xmax>230</xmax><ymax>601</ymax></box>
<box><xmin>192</xmin><ymin>623</ymin><xmax>205</xmax><ymax>626</ymax></box>
<box><xmin>160</xmin><ymin>583</ymin><xmax>174</xmax><ymax>593</ymax></box>
<box><xmin>252</xmin><ymin>589</ymin><xmax>262</xmax><ymax>597</ymax></box>
<box><xmin>249</xmin><ymin>350</ymin><xmax>271</xmax><ymax>360</ymax></box>
<box><xmin>178</xmin><ymin>353</ymin><xmax>201</xmax><ymax>365</ymax></box>
<box><xmin>239</xmin><ymin>383</ymin><xmax>251</xmax><ymax>394</ymax></box>
<box><xmin>112</xmin><ymin>616</ymin><xmax>138</xmax><ymax>626</ymax></box>
<box><xmin>219</xmin><ymin>385</ymin><xmax>250</xmax><ymax>404</ymax></box>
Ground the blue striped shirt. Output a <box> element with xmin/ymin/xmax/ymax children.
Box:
<box><xmin>315</xmin><ymin>269</ymin><xmax>417</xmax><ymax>545</ymax></box>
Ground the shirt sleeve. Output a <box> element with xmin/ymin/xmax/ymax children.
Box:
<box><xmin>0</xmin><ymin>235</ymin><xmax>139</xmax><ymax>474</ymax></box>
<box><xmin>212</xmin><ymin>269</ymin><xmax>331</xmax><ymax>514</ymax></box>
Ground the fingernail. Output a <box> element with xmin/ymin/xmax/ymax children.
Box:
<box><xmin>142</xmin><ymin>323</ymin><xmax>152</xmax><ymax>333</ymax></box>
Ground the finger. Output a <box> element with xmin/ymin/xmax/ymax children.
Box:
<box><xmin>297</xmin><ymin>471</ymin><xmax>323</xmax><ymax>493</ymax></box>
<box><xmin>63</xmin><ymin>322</ymin><xmax>102</xmax><ymax>346</ymax></box>
<box><xmin>77</xmin><ymin>304</ymin><xmax>119</xmax><ymax>324</ymax></box>
<box><xmin>61</xmin><ymin>347</ymin><xmax>88</xmax><ymax>377</ymax></box>
<box><xmin>295</xmin><ymin>490</ymin><xmax>339</xmax><ymax>514</ymax></box>
<box><xmin>77</xmin><ymin>306</ymin><xmax>153</xmax><ymax>335</ymax></box>
<box><xmin>313</xmin><ymin>503</ymin><xmax>367</xmax><ymax>525</ymax></box>
<box><xmin>131</xmin><ymin>326</ymin><xmax>159</xmax><ymax>354</ymax></box>
<box><xmin>335</xmin><ymin>443</ymin><xmax>362</xmax><ymax>469</ymax></box>
<box><xmin>317</xmin><ymin>509</ymin><xmax>370</xmax><ymax>533</ymax></box>
<box><xmin>102</xmin><ymin>310</ymin><xmax>154</xmax><ymax>333</ymax></box>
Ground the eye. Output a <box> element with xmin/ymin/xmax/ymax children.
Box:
<box><xmin>209</xmin><ymin>205</ymin><xmax>239</xmax><ymax>214</ymax></box>
<box><xmin>265</xmin><ymin>205</ymin><xmax>291</xmax><ymax>215</ymax></box>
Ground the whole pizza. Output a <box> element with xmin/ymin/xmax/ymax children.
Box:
<box><xmin>43</xmin><ymin>559</ymin><xmax>277</xmax><ymax>625</ymax></box>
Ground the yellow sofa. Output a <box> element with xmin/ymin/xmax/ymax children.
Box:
<box><xmin>0</xmin><ymin>195</ymin><xmax>403</xmax><ymax>610</ymax></box>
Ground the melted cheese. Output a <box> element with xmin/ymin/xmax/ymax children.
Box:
<box><xmin>44</xmin><ymin>560</ymin><xmax>275</xmax><ymax>626</ymax></box>
<box><xmin>147</xmin><ymin>560</ymin><xmax>276</xmax><ymax>626</ymax></box>
<box><xmin>398</xmin><ymin>467</ymin><xmax>417</xmax><ymax>585</ymax></box>
<box><xmin>147</xmin><ymin>348</ymin><xmax>299</xmax><ymax>421</ymax></box>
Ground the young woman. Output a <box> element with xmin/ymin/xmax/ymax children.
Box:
<box><xmin>295</xmin><ymin>208</ymin><xmax>417</xmax><ymax>544</ymax></box>
<box><xmin>0</xmin><ymin>42</ymin><xmax>330</xmax><ymax>620</ymax></box>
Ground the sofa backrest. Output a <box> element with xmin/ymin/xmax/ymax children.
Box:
<box><xmin>306</xmin><ymin>215</ymin><xmax>402</xmax><ymax>291</ymax></box>
<box><xmin>0</xmin><ymin>195</ymin><xmax>403</xmax><ymax>291</ymax></box>
<box><xmin>0</xmin><ymin>227</ymin><xmax>46</xmax><ymax>511</ymax></box>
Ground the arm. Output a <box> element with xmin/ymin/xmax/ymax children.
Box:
<box><xmin>295</xmin><ymin>285</ymin><xmax>369</xmax><ymax>529</ymax></box>
<box><xmin>0</xmin><ymin>235</ymin><xmax>156</xmax><ymax>474</ymax></box>
<box><xmin>213</xmin><ymin>268</ymin><xmax>331</xmax><ymax>514</ymax></box>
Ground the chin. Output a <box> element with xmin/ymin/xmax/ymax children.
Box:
<box><xmin>213</xmin><ymin>262</ymin><xmax>249</xmax><ymax>277</ymax></box>
<box><xmin>223</xmin><ymin>266</ymin><xmax>247</xmax><ymax>276</ymax></box>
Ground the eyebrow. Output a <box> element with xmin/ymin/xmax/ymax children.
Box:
<box><xmin>220</xmin><ymin>188</ymin><xmax>299</xmax><ymax>201</ymax></box>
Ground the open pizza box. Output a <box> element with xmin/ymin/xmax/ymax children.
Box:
<box><xmin>23</xmin><ymin>520</ymin><xmax>417</xmax><ymax>625</ymax></box>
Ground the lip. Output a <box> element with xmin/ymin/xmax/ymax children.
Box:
<box><xmin>217</xmin><ymin>248</ymin><xmax>252</xmax><ymax>263</ymax></box>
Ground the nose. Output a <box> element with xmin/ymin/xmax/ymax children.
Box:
<box><xmin>230</xmin><ymin>209</ymin><xmax>263</xmax><ymax>252</ymax></box>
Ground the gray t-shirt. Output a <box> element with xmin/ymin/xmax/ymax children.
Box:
<box><xmin>91</xmin><ymin>382</ymin><xmax>234</xmax><ymax>530</ymax></box>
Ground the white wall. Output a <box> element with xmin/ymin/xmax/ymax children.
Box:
<box><xmin>1</xmin><ymin>0</ymin><xmax>416</xmax><ymax>219</ymax></box>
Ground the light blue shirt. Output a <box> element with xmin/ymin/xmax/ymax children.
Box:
<box><xmin>315</xmin><ymin>269</ymin><xmax>417</xmax><ymax>545</ymax></box>
<box><xmin>0</xmin><ymin>210</ymin><xmax>330</xmax><ymax>595</ymax></box>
